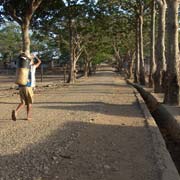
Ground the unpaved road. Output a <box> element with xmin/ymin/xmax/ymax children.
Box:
<box><xmin>0</xmin><ymin>70</ymin><xmax>160</xmax><ymax>180</ymax></box>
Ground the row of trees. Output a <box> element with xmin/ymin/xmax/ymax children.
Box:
<box><xmin>147</xmin><ymin>0</ymin><xmax>180</xmax><ymax>105</ymax></box>
<box><xmin>107</xmin><ymin>0</ymin><xmax>180</xmax><ymax>106</ymax></box>
<box><xmin>0</xmin><ymin>0</ymin><xmax>114</xmax><ymax>82</ymax></box>
<box><xmin>135</xmin><ymin>0</ymin><xmax>180</xmax><ymax>105</ymax></box>
<box><xmin>0</xmin><ymin>0</ymin><xmax>180</xmax><ymax>105</ymax></box>
<box><xmin>93</xmin><ymin>0</ymin><xmax>180</xmax><ymax>105</ymax></box>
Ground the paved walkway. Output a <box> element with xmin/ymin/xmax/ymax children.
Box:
<box><xmin>0</xmin><ymin>69</ymin><xmax>178</xmax><ymax>180</ymax></box>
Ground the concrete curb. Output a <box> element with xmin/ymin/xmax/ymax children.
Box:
<box><xmin>134</xmin><ymin>90</ymin><xmax>180</xmax><ymax>180</ymax></box>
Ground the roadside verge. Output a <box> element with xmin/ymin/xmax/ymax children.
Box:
<box><xmin>134</xmin><ymin>89</ymin><xmax>180</xmax><ymax>180</ymax></box>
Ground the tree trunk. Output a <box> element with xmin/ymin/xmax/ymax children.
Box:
<box><xmin>134</xmin><ymin>16</ymin><xmax>140</xmax><ymax>83</ymax></box>
<box><xmin>113</xmin><ymin>46</ymin><xmax>123</xmax><ymax>73</ymax></box>
<box><xmin>139</xmin><ymin>2</ymin><xmax>146</xmax><ymax>85</ymax></box>
<box><xmin>84</xmin><ymin>59</ymin><xmax>89</xmax><ymax>77</ymax></box>
<box><xmin>88</xmin><ymin>61</ymin><xmax>92</xmax><ymax>76</ymax></box>
<box><xmin>9</xmin><ymin>1</ymin><xmax>43</xmax><ymax>57</ymax></box>
<box><xmin>73</xmin><ymin>53</ymin><xmax>77</xmax><ymax>79</ymax></box>
<box><xmin>128</xmin><ymin>51</ymin><xmax>135</xmax><ymax>79</ymax></box>
<box><xmin>84</xmin><ymin>48</ymin><xmax>91</xmax><ymax>77</ymax></box>
<box><xmin>67</xmin><ymin>48</ymin><xmax>75</xmax><ymax>83</ymax></box>
<box><xmin>149</xmin><ymin>0</ymin><xmax>156</xmax><ymax>88</ymax></box>
<box><xmin>67</xmin><ymin>13</ymin><xmax>75</xmax><ymax>83</ymax></box>
<box><xmin>153</xmin><ymin>0</ymin><xmax>167</xmax><ymax>92</ymax></box>
<box><xmin>21</xmin><ymin>19</ymin><xmax>31</xmax><ymax>56</ymax></box>
<box><xmin>164</xmin><ymin>0</ymin><xmax>180</xmax><ymax>105</ymax></box>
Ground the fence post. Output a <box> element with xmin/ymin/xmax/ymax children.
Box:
<box><xmin>40</xmin><ymin>64</ymin><xmax>43</xmax><ymax>82</ymax></box>
<box><xmin>63</xmin><ymin>64</ymin><xmax>67</xmax><ymax>83</ymax></box>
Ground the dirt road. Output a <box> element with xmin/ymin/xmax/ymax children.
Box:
<box><xmin>0</xmin><ymin>69</ymin><xmax>178</xmax><ymax>180</ymax></box>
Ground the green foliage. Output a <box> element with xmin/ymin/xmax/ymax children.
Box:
<box><xmin>0</xmin><ymin>0</ymin><xmax>153</xmax><ymax>66</ymax></box>
<box><xmin>0</xmin><ymin>22</ymin><xmax>21</xmax><ymax>61</ymax></box>
<box><xmin>92</xmin><ymin>52</ymin><xmax>113</xmax><ymax>65</ymax></box>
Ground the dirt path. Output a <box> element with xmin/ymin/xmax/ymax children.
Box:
<box><xmin>0</xmin><ymin>69</ymin><xmax>166</xmax><ymax>179</ymax></box>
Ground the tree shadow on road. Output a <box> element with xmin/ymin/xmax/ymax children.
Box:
<box><xmin>37</xmin><ymin>101</ymin><xmax>143</xmax><ymax>118</ymax></box>
<box><xmin>0</xmin><ymin>121</ymin><xmax>159</xmax><ymax>180</ymax></box>
<box><xmin>73</xmin><ymin>83</ymin><xmax>129</xmax><ymax>88</ymax></box>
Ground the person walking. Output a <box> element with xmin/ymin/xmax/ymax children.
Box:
<box><xmin>12</xmin><ymin>53</ymin><xmax>41</xmax><ymax>121</ymax></box>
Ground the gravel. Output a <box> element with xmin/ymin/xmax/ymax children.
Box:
<box><xmin>0</xmin><ymin>69</ymin><xmax>160</xmax><ymax>180</ymax></box>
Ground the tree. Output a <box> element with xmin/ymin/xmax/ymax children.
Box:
<box><xmin>0</xmin><ymin>0</ymin><xmax>43</xmax><ymax>56</ymax></box>
<box><xmin>120</xmin><ymin>0</ymin><xmax>151</xmax><ymax>84</ymax></box>
<box><xmin>30</xmin><ymin>0</ymin><xmax>90</xmax><ymax>83</ymax></box>
<box><xmin>149</xmin><ymin>0</ymin><xmax>156</xmax><ymax>88</ymax></box>
<box><xmin>80</xmin><ymin>20</ymin><xmax>99</xmax><ymax>77</ymax></box>
<box><xmin>134</xmin><ymin>13</ymin><xmax>140</xmax><ymax>83</ymax></box>
<box><xmin>138</xmin><ymin>0</ymin><xmax>146</xmax><ymax>85</ymax></box>
<box><xmin>62</xmin><ymin>0</ymin><xmax>94</xmax><ymax>83</ymax></box>
<box><xmin>164</xmin><ymin>0</ymin><xmax>180</xmax><ymax>105</ymax></box>
<box><xmin>96</xmin><ymin>0</ymin><xmax>136</xmax><ymax>77</ymax></box>
<box><xmin>153</xmin><ymin>0</ymin><xmax>166</xmax><ymax>92</ymax></box>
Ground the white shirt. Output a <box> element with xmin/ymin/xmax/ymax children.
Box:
<box><xmin>26</xmin><ymin>65</ymin><xmax>36</xmax><ymax>87</ymax></box>
<box><xmin>30</xmin><ymin>65</ymin><xmax>36</xmax><ymax>87</ymax></box>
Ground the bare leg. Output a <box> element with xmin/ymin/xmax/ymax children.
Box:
<box><xmin>27</xmin><ymin>104</ymin><xmax>32</xmax><ymax>120</ymax></box>
<box><xmin>16</xmin><ymin>102</ymin><xmax>25</xmax><ymax>113</ymax></box>
<box><xmin>12</xmin><ymin>102</ymin><xmax>24</xmax><ymax>121</ymax></box>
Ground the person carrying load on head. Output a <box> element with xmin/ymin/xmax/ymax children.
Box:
<box><xmin>12</xmin><ymin>53</ymin><xmax>41</xmax><ymax>121</ymax></box>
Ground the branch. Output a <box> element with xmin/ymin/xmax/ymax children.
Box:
<box><xmin>155</xmin><ymin>0</ymin><xmax>167</xmax><ymax>7</ymax></box>
<box><xmin>112</xmin><ymin>41</ymin><xmax>119</xmax><ymax>54</ymax></box>
<box><xmin>155</xmin><ymin>0</ymin><xmax>161</xmax><ymax>4</ymax></box>
<box><xmin>7</xmin><ymin>4</ymin><xmax>22</xmax><ymax>25</ymax></box>
<box><xmin>76</xmin><ymin>47</ymin><xmax>83</xmax><ymax>60</ymax></box>
<box><xmin>74</xmin><ymin>45</ymin><xmax>83</xmax><ymax>63</ymax></box>
<box><xmin>32</xmin><ymin>0</ymin><xmax>43</xmax><ymax>12</ymax></box>
<box><xmin>84</xmin><ymin>48</ymin><xmax>92</xmax><ymax>63</ymax></box>
<box><xmin>162</xmin><ymin>0</ymin><xmax>167</xmax><ymax>4</ymax></box>
<box><xmin>26</xmin><ymin>0</ymin><xmax>43</xmax><ymax>20</ymax></box>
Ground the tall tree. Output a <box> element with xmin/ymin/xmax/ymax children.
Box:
<box><xmin>120</xmin><ymin>0</ymin><xmax>150</xmax><ymax>84</ymax></box>
<box><xmin>164</xmin><ymin>0</ymin><xmax>180</xmax><ymax>105</ymax></box>
<box><xmin>96</xmin><ymin>0</ymin><xmax>136</xmax><ymax>76</ymax></box>
<box><xmin>134</xmin><ymin>13</ymin><xmax>140</xmax><ymax>83</ymax></box>
<box><xmin>65</xmin><ymin>0</ymin><xmax>92</xmax><ymax>83</ymax></box>
<box><xmin>149</xmin><ymin>0</ymin><xmax>156</xmax><ymax>88</ymax></box>
<box><xmin>153</xmin><ymin>0</ymin><xmax>167</xmax><ymax>92</ymax></box>
<box><xmin>138</xmin><ymin>0</ymin><xmax>146</xmax><ymax>85</ymax></box>
<box><xmin>0</xmin><ymin>0</ymin><xmax>43</xmax><ymax>56</ymax></box>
